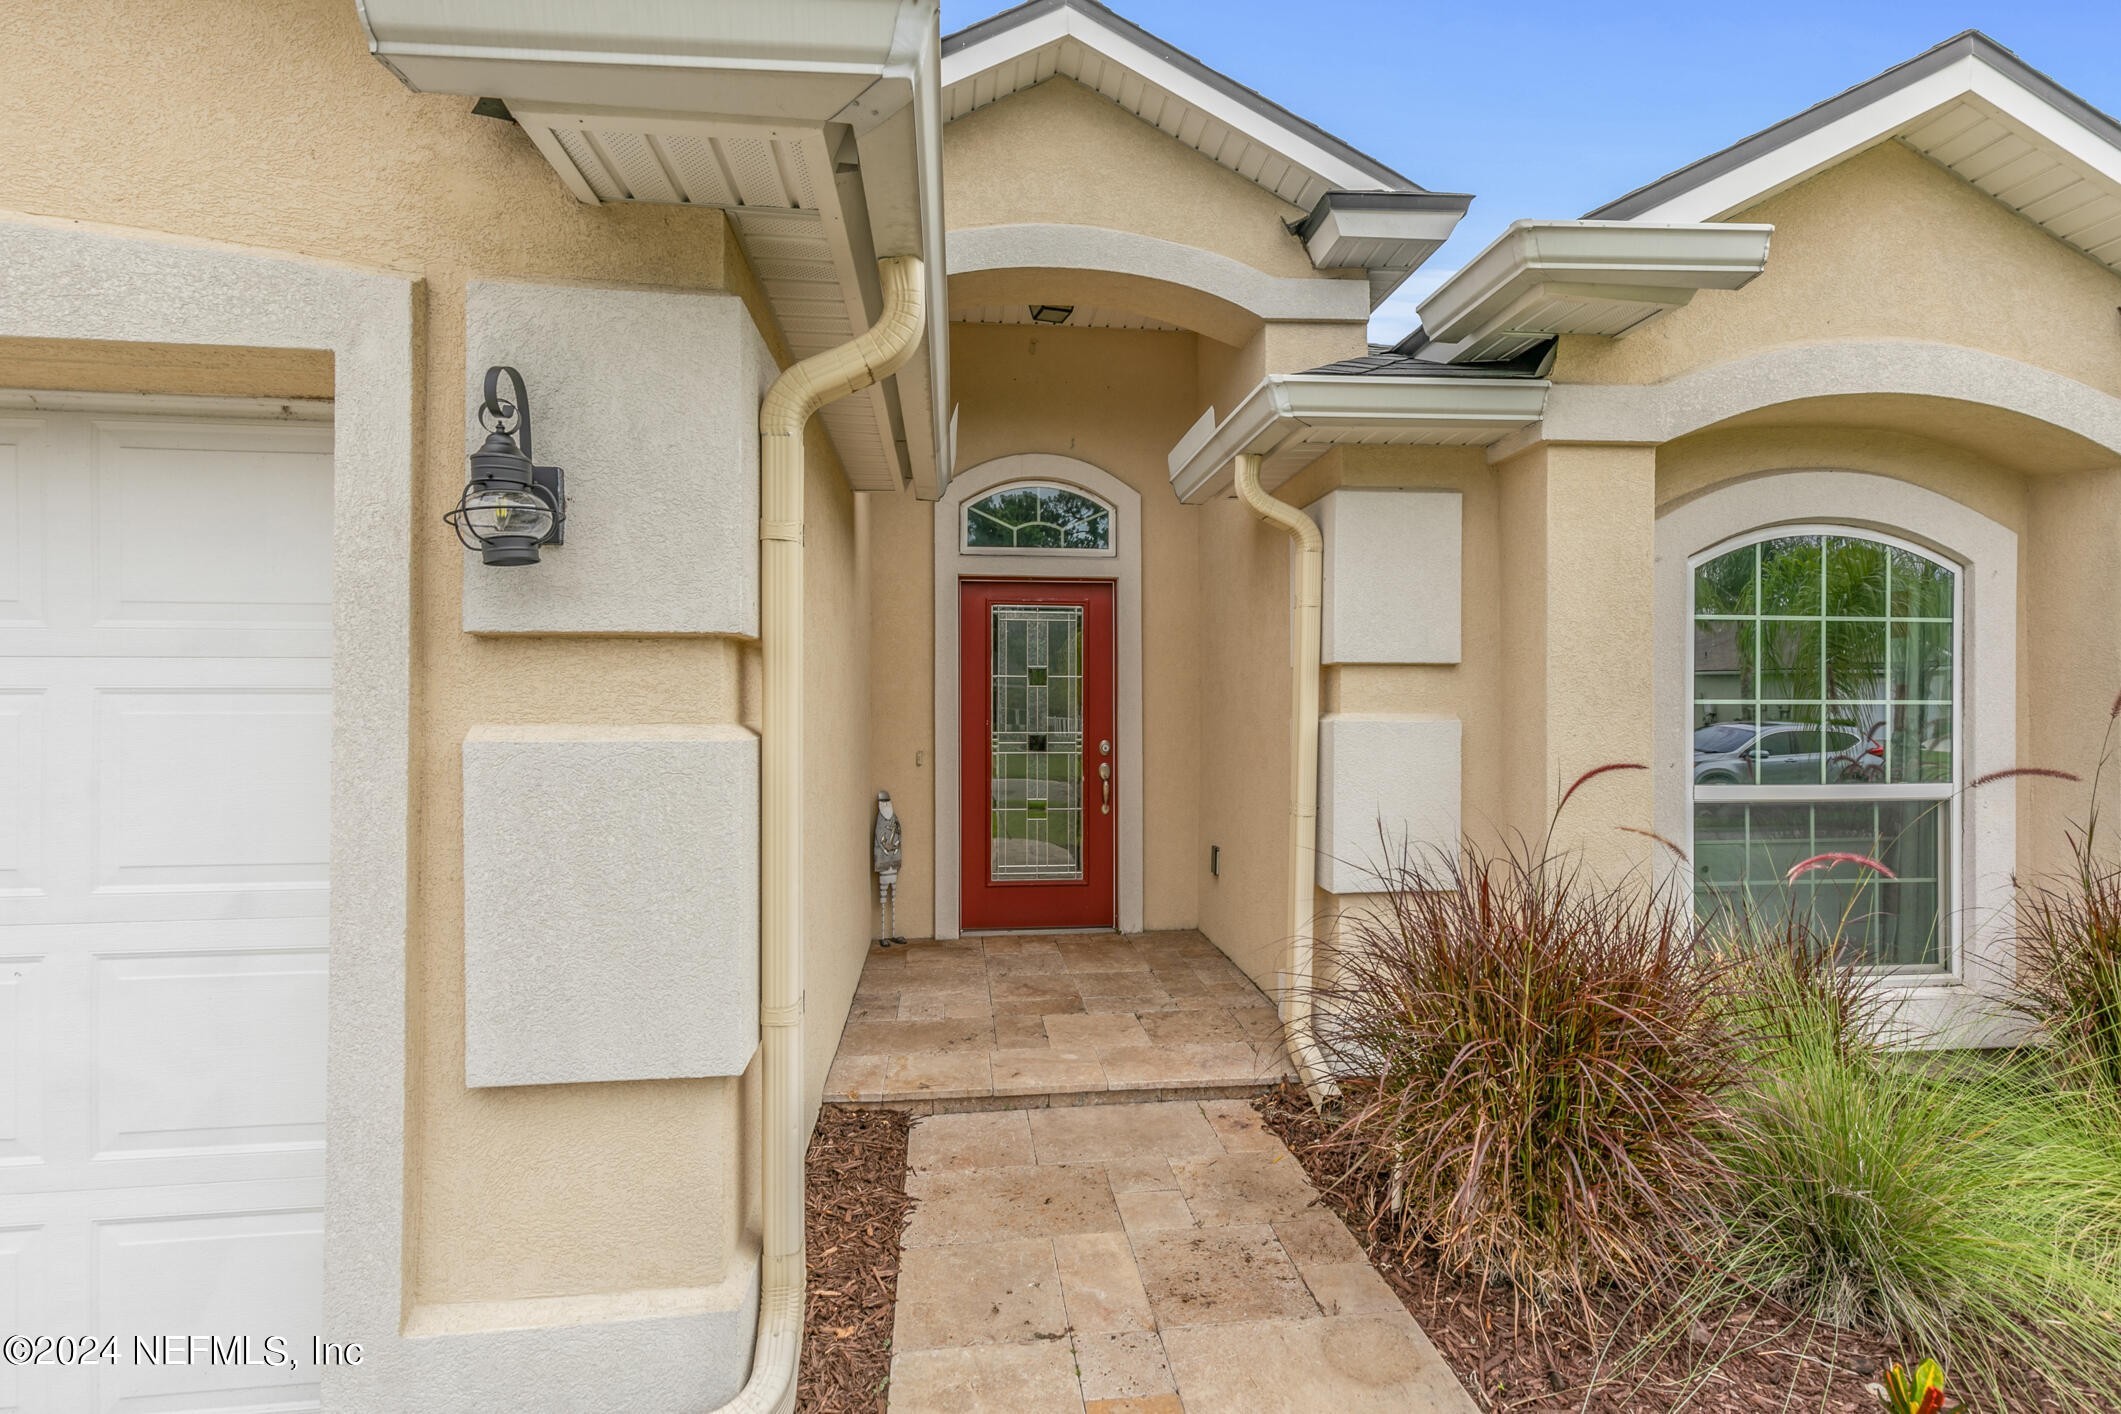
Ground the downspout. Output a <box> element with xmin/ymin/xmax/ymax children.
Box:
<box><xmin>1231</xmin><ymin>452</ymin><xmax>1334</xmax><ymax>1105</ymax></box>
<box><xmin>721</xmin><ymin>254</ymin><xmax>927</xmax><ymax>1414</ymax></box>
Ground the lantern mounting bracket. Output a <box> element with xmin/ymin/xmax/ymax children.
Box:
<box><xmin>475</xmin><ymin>366</ymin><xmax>565</xmax><ymax>547</ymax></box>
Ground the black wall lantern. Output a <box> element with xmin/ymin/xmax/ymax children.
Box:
<box><xmin>447</xmin><ymin>365</ymin><xmax>566</xmax><ymax>566</ymax></box>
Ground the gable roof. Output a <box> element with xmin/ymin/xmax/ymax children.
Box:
<box><xmin>942</xmin><ymin>0</ymin><xmax>1420</xmax><ymax>211</ymax></box>
<box><xmin>1588</xmin><ymin>31</ymin><xmax>2121</xmax><ymax>276</ymax></box>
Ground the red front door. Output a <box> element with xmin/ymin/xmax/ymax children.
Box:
<box><xmin>960</xmin><ymin>579</ymin><xmax>1117</xmax><ymax>931</ymax></box>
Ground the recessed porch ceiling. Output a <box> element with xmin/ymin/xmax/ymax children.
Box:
<box><xmin>953</xmin><ymin>304</ymin><xmax>1179</xmax><ymax>331</ymax></box>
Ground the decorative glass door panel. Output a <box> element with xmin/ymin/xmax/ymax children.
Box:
<box><xmin>961</xmin><ymin>580</ymin><xmax>1116</xmax><ymax>930</ymax></box>
<box><xmin>990</xmin><ymin>605</ymin><xmax>1085</xmax><ymax>881</ymax></box>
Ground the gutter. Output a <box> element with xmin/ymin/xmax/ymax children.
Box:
<box><xmin>1230</xmin><ymin>452</ymin><xmax>1333</xmax><ymax>1105</ymax></box>
<box><xmin>1167</xmin><ymin>373</ymin><xmax>1549</xmax><ymax>503</ymax></box>
<box><xmin>1414</xmin><ymin>220</ymin><xmax>1773</xmax><ymax>364</ymax></box>
<box><xmin>733</xmin><ymin>254</ymin><xmax>928</xmax><ymax>1414</ymax></box>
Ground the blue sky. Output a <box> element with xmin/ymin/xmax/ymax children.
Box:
<box><xmin>938</xmin><ymin>0</ymin><xmax>2121</xmax><ymax>343</ymax></box>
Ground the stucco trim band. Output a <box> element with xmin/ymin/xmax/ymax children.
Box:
<box><xmin>934</xmin><ymin>454</ymin><xmax>1146</xmax><ymax>938</ymax></box>
<box><xmin>946</xmin><ymin>224</ymin><xmax>1372</xmax><ymax>327</ymax></box>
<box><xmin>1497</xmin><ymin>340</ymin><xmax>2121</xmax><ymax>463</ymax></box>
<box><xmin>1654</xmin><ymin>468</ymin><xmax>2019</xmax><ymax>1047</ymax></box>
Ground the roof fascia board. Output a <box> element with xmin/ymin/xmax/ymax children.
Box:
<box><xmin>1604</xmin><ymin>55</ymin><xmax>1986</xmax><ymax>222</ymax></box>
<box><xmin>1594</xmin><ymin>40</ymin><xmax>2121</xmax><ymax>224</ymax></box>
<box><xmin>941</xmin><ymin>0</ymin><xmax>1411</xmax><ymax>194</ymax></box>
<box><xmin>837</xmin><ymin>7</ymin><xmax>955</xmax><ymax>496</ymax></box>
<box><xmin>358</xmin><ymin>0</ymin><xmax>917</xmax><ymax>118</ymax></box>
<box><xmin>1415</xmin><ymin>221</ymin><xmax>1772</xmax><ymax>354</ymax></box>
<box><xmin>1297</xmin><ymin>192</ymin><xmax>1473</xmax><ymax>285</ymax></box>
<box><xmin>1167</xmin><ymin>374</ymin><xmax>1548</xmax><ymax>503</ymax></box>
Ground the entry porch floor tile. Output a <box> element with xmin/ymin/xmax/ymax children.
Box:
<box><xmin>825</xmin><ymin>931</ymin><xmax>1296</xmax><ymax>1109</ymax></box>
<box><xmin>885</xmin><ymin>1099</ymin><xmax>1478</xmax><ymax>1413</ymax></box>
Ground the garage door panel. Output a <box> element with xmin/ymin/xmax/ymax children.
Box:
<box><xmin>94</xmin><ymin>690</ymin><xmax>330</xmax><ymax>892</ymax></box>
<box><xmin>0</xmin><ymin>1225</ymin><xmax>34</xmax><ymax>1414</ymax></box>
<box><xmin>0</xmin><ymin>692</ymin><xmax>42</xmax><ymax>895</ymax></box>
<box><xmin>91</xmin><ymin>422</ymin><xmax>331</xmax><ymax>633</ymax></box>
<box><xmin>95</xmin><ymin>1209</ymin><xmax>323</xmax><ymax>1413</ymax></box>
<box><xmin>0</xmin><ymin>958</ymin><xmax>43</xmax><ymax>1167</ymax></box>
<box><xmin>0</xmin><ymin>407</ymin><xmax>330</xmax><ymax>1390</ymax></box>
<box><xmin>94</xmin><ymin>951</ymin><xmax>327</xmax><ymax>1161</ymax></box>
<box><xmin>0</xmin><ymin>419</ymin><xmax>48</xmax><ymax>632</ymax></box>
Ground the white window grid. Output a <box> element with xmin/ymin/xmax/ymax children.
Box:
<box><xmin>1686</xmin><ymin>524</ymin><xmax>1964</xmax><ymax>979</ymax></box>
<box><xmin>961</xmin><ymin>482</ymin><xmax>1118</xmax><ymax>557</ymax></box>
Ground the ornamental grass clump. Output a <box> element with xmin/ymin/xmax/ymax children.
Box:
<box><xmin>2014</xmin><ymin>699</ymin><xmax>2121</xmax><ymax>1112</ymax></box>
<box><xmin>1706</xmin><ymin>923</ymin><xmax>2121</xmax><ymax>1411</ymax></box>
<box><xmin>1307</xmin><ymin>831</ymin><xmax>1741</xmax><ymax>1314</ymax></box>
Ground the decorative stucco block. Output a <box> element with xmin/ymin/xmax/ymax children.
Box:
<box><xmin>1317</xmin><ymin>714</ymin><xmax>1463</xmax><ymax>894</ymax></box>
<box><xmin>463</xmin><ymin>725</ymin><xmax>759</xmax><ymax>1087</ymax></box>
<box><xmin>462</xmin><ymin>280</ymin><xmax>775</xmax><ymax>635</ymax></box>
<box><xmin>1313</xmin><ymin>488</ymin><xmax>1463</xmax><ymax>664</ymax></box>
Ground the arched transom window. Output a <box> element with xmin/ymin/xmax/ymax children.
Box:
<box><xmin>1690</xmin><ymin>529</ymin><xmax>1958</xmax><ymax>972</ymax></box>
<box><xmin>962</xmin><ymin>483</ymin><xmax>1114</xmax><ymax>555</ymax></box>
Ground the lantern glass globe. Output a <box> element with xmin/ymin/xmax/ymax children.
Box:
<box><xmin>463</xmin><ymin>486</ymin><xmax>554</xmax><ymax>544</ymax></box>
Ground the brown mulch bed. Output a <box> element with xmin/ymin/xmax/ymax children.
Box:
<box><xmin>1254</xmin><ymin>1084</ymin><xmax>1906</xmax><ymax>1413</ymax></box>
<box><xmin>799</xmin><ymin>1106</ymin><xmax>914</xmax><ymax>1413</ymax></box>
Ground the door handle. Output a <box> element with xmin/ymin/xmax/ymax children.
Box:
<box><xmin>1099</xmin><ymin>761</ymin><xmax>1111</xmax><ymax>814</ymax></box>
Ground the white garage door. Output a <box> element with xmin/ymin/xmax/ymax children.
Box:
<box><xmin>0</xmin><ymin>406</ymin><xmax>332</xmax><ymax>1414</ymax></box>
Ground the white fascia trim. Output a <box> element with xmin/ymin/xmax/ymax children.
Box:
<box><xmin>946</xmin><ymin>223</ymin><xmax>1373</xmax><ymax>325</ymax></box>
<box><xmin>1167</xmin><ymin>374</ymin><xmax>1548</xmax><ymax>503</ymax></box>
<box><xmin>1620</xmin><ymin>54</ymin><xmax>2121</xmax><ymax>224</ymax></box>
<box><xmin>940</xmin><ymin>5</ymin><xmax>1396</xmax><ymax>196</ymax></box>
<box><xmin>1416</xmin><ymin>220</ymin><xmax>1773</xmax><ymax>355</ymax></box>
<box><xmin>357</xmin><ymin>0</ymin><xmax>920</xmax><ymax>117</ymax></box>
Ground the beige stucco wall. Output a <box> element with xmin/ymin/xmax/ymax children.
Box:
<box><xmin>1568</xmin><ymin>138</ymin><xmax>2121</xmax><ymax>896</ymax></box>
<box><xmin>1560</xmin><ymin>141</ymin><xmax>2121</xmax><ymax>400</ymax></box>
<box><xmin>0</xmin><ymin>0</ymin><xmax>827</xmax><ymax>1314</ymax></box>
<box><xmin>1193</xmin><ymin>493</ymin><xmax>1296</xmax><ymax>984</ymax></box>
<box><xmin>944</xmin><ymin>76</ymin><xmax>1322</xmax><ymax>281</ymax></box>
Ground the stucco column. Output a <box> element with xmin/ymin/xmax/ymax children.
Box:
<box><xmin>1496</xmin><ymin>442</ymin><xmax>1658</xmax><ymax>878</ymax></box>
<box><xmin>2025</xmin><ymin>466</ymin><xmax>2121</xmax><ymax>879</ymax></box>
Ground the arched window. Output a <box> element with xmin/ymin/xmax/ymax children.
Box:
<box><xmin>962</xmin><ymin>483</ymin><xmax>1114</xmax><ymax>555</ymax></box>
<box><xmin>1690</xmin><ymin>529</ymin><xmax>1957</xmax><ymax>972</ymax></box>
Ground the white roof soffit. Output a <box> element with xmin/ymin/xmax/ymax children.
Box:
<box><xmin>1165</xmin><ymin>374</ymin><xmax>1548</xmax><ymax>505</ymax></box>
<box><xmin>1413</xmin><ymin>221</ymin><xmax>1773</xmax><ymax>365</ymax></box>
<box><xmin>941</xmin><ymin>0</ymin><xmax>1469</xmax><ymax>304</ymax></box>
<box><xmin>357</xmin><ymin>0</ymin><xmax>955</xmax><ymax>499</ymax></box>
<box><xmin>1588</xmin><ymin>32</ymin><xmax>2121</xmax><ymax>277</ymax></box>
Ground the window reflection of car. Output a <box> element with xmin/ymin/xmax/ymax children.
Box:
<box><xmin>1693</xmin><ymin>721</ymin><xmax>1877</xmax><ymax>784</ymax></box>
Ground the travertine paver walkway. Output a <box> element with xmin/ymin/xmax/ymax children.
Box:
<box><xmin>825</xmin><ymin>933</ymin><xmax>1295</xmax><ymax>1109</ymax></box>
<box><xmin>885</xmin><ymin>1099</ymin><xmax>1479</xmax><ymax>1413</ymax></box>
